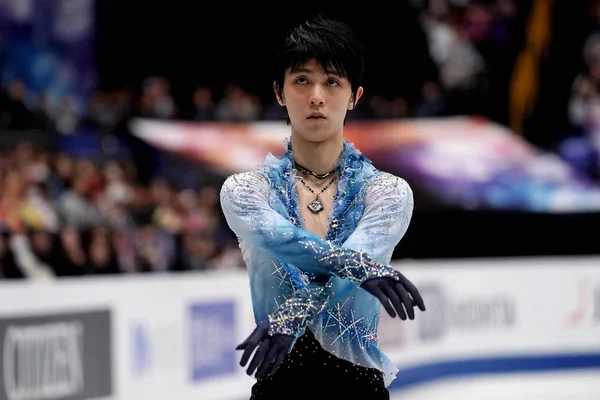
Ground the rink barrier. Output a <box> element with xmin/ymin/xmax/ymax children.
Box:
<box><xmin>0</xmin><ymin>256</ymin><xmax>598</xmax><ymax>400</ymax></box>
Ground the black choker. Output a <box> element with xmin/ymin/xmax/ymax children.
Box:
<box><xmin>294</xmin><ymin>162</ymin><xmax>337</xmax><ymax>180</ymax></box>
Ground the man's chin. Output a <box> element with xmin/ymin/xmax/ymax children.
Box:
<box><xmin>293</xmin><ymin>125</ymin><xmax>340</xmax><ymax>142</ymax></box>
<box><xmin>296</xmin><ymin>132</ymin><xmax>338</xmax><ymax>144</ymax></box>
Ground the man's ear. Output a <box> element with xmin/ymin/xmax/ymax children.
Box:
<box><xmin>348</xmin><ymin>86</ymin><xmax>364</xmax><ymax>110</ymax></box>
<box><xmin>273</xmin><ymin>82</ymin><xmax>285</xmax><ymax>106</ymax></box>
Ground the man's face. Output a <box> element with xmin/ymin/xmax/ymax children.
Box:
<box><xmin>276</xmin><ymin>59</ymin><xmax>362</xmax><ymax>143</ymax></box>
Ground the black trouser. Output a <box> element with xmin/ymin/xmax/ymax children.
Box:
<box><xmin>250</xmin><ymin>329</ymin><xmax>390</xmax><ymax>399</ymax></box>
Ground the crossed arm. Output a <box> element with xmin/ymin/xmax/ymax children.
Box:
<box><xmin>265</xmin><ymin>171</ymin><xmax>419</xmax><ymax>336</ymax></box>
<box><xmin>220</xmin><ymin>170</ymin><xmax>415</xmax><ymax>294</ymax></box>
<box><xmin>221</xmin><ymin>170</ymin><xmax>424</xmax><ymax>374</ymax></box>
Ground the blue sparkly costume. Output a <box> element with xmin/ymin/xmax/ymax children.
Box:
<box><xmin>220</xmin><ymin>139</ymin><xmax>413</xmax><ymax>386</ymax></box>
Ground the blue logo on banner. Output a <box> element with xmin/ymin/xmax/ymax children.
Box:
<box><xmin>417</xmin><ymin>283</ymin><xmax>447</xmax><ymax>341</ymax></box>
<box><xmin>131</xmin><ymin>322</ymin><xmax>150</xmax><ymax>376</ymax></box>
<box><xmin>189</xmin><ymin>301</ymin><xmax>236</xmax><ymax>382</ymax></box>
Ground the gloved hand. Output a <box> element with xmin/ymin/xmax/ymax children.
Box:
<box><xmin>361</xmin><ymin>272</ymin><xmax>426</xmax><ymax>320</ymax></box>
<box><xmin>236</xmin><ymin>321</ymin><xmax>295</xmax><ymax>379</ymax></box>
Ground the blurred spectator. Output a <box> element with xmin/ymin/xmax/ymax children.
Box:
<box><xmin>55</xmin><ymin>168</ymin><xmax>104</xmax><ymax>230</ymax></box>
<box><xmin>3</xmin><ymin>212</ymin><xmax>55</xmax><ymax>281</ymax></box>
<box><xmin>55</xmin><ymin>95</ymin><xmax>80</xmax><ymax>135</ymax></box>
<box><xmin>215</xmin><ymin>83</ymin><xmax>262</xmax><ymax>121</ymax></box>
<box><xmin>0</xmin><ymin>141</ymin><xmax>244</xmax><ymax>280</ymax></box>
<box><xmin>136</xmin><ymin>76</ymin><xmax>178</xmax><ymax>119</ymax></box>
<box><xmin>55</xmin><ymin>226</ymin><xmax>89</xmax><ymax>276</ymax></box>
<box><xmin>561</xmin><ymin>30</ymin><xmax>600</xmax><ymax>178</ymax></box>
<box><xmin>30</xmin><ymin>91</ymin><xmax>55</xmax><ymax>132</ymax></box>
<box><xmin>413</xmin><ymin>81</ymin><xmax>447</xmax><ymax>117</ymax></box>
<box><xmin>177</xmin><ymin>230</ymin><xmax>219</xmax><ymax>272</ymax></box>
<box><xmin>413</xmin><ymin>0</ymin><xmax>519</xmax><ymax>118</ymax></box>
<box><xmin>190</xmin><ymin>86</ymin><xmax>216</xmax><ymax>121</ymax></box>
<box><xmin>389</xmin><ymin>97</ymin><xmax>411</xmax><ymax>119</ymax></box>
<box><xmin>88</xmin><ymin>226</ymin><xmax>120</xmax><ymax>275</ymax></box>
<box><xmin>569</xmin><ymin>32</ymin><xmax>600</xmax><ymax>134</ymax></box>
<box><xmin>422</xmin><ymin>9</ymin><xmax>487</xmax><ymax>114</ymax></box>
<box><xmin>0</xmin><ymin>2</ymin><xmax>539</xmax><ymax>281</ymax></box>
<box><xmin>132</xmin><ymin>210</ymin><xmax>176</xmax><ymax>273</ymax></box>
<box><xmin>0</xmin><ymin>80</ymin><xmax>34</xmax><ymax>129</ymax></box>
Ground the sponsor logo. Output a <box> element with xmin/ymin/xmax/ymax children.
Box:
<box><xmin>0</xmin><ymin>309</ymin><xmax>112</xmax><ymax>400</ymax></box>
<box><xmin>567</xmin><ymin>278</ymin><xmax>600</xmax><ymax>327</ymax></box>
<box><xmin>3</xmin><ymin>322</ymin><xmax>84</xmax><ymax>399</ymax></box>
<box><xmin>189</xmin><ymin>301</ymin><xmax>236</xmax><ymax>382</ymax></box>
<box><xmin>418</xmin><ymin>283</ymin><xmax>516</xmax><ymax>341</ymax></box>
<box><xmin>131</xmin><ymin>322</ymin><xmax>150</xmax><ymax>377</ymax></box>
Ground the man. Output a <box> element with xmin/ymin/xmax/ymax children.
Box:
<box><xmin>220</xmin><ymin>15</ymin><xmax>425</xmax><ymax>399</ymax></box>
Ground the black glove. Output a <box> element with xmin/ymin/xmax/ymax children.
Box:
<box><xmin>361</xmin><ymin>273</ymin><xmax>426</xmax><ymax>320</ymax></box>
<box><xmin>236</xmin><ymin>321</ymin><xmax>295</xmax><ymax>379</ymax></box>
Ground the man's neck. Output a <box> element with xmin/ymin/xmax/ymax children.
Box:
<box><xmin>290</xmin><ymin>133</ymin><xmax>343</xmax><ymax>177</ymax></box>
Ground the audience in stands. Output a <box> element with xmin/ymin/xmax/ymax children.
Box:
<box><xmin>7</xmin><ymin>0</ymin><xmax>594</xmax><ymax>280</ymax></box>
<box><xmin>0</xmin><ymin>143</ymin><xmax>242</xmax><ymax>279</ymax></box>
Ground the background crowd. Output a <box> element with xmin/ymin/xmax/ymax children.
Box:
<box><xmin>1</xmin><ymin>0</ymin><xmax>599</xmax><ymax>279</ymax></box>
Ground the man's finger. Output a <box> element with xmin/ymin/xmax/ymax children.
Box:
<box><xmin>236</xmin><ymin>337</ymin><xmax>251</xmax><ymax>350</ymax></box>
<box><xmin>236</xmin><ymin>332</ymin><xmax>253</xmax><ymax>350</ymax></box>
<box><xmin>255</xmin><ymin>345</ymin><xmax>279</xmax><ymax>379</ymax></box>
<box><xmin>240</xmin><ymin>333</ymin><xmax>262</xmax><ymax>367</ymax></box>
<box><xmin>238</xmin><ymin>323</ymin><xmax>268</xmax><ymax>359</ymax></box>
<box><xmin>374</xmin><ymin>289</ymin><xmax>396</xmax><ymax>318</ymax></box>
<box><xmin>383</xmin><ymin>284</ymin><xmax>406</xmax><ymax>320</ymax></box>
<box><xmin>399</xmin><ymin>275</ymin><xmax>426</xmax><ymax>311</ymax></box>
<box><xmin>240</xmin><ymin>342</ymin><xmax>258</xmax><ymax>367</ymax></box>
<box><xmin>247</xmin><ymin>338</ymin><xmax>270</xmax><ymax>376</ymax></box>
<box><xmin>268</xmin><ymin>350</ymin><xmax>288</xmax><ymax>377</ymax></box>
<box><xmin>396</xmin><ymin>283</ymin><xmax>414</xmax><ymax>320</ymax></box>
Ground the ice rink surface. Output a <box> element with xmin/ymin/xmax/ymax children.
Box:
<box><xmin>389</xmin><ymin>370</ymin><xmax>600</xmax><ymax>400</ymax></box>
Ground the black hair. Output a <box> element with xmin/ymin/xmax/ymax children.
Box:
<box><xmin>273</xmin><ymin>15</ymin><xmax>364</xmax><ymax>106</ymax></box>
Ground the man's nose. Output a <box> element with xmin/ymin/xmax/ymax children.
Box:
<box><xmin>309</xmin><ymin>86</ymin><xmax>325</xmax><ymax>106</ymax></box>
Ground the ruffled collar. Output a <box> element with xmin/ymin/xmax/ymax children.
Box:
<box><xmin>264</xmin><ymin>137</ymin><xmax>372</xmax><ymax>182</ymax></box>
<box><xmin>262</xmin><ymin>137</ymin><xmax>376</xmax><ymax>286</ymax></box>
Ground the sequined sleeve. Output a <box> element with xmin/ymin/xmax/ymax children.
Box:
<box><xmin>343</xmin><ymin>172</ymin><xmax>413</xmax><ymax>261</ymax></box>
<box><xmin>267</xmin><ymin>172</ymin><xmax>414</xmax><ymax>337</ymax></box>
<box><xmin>220</xmin><ymin>170</ymin><xmax>408</xmax><ymax>286</ymax></box>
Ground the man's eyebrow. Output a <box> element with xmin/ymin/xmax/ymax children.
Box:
<box><xmin>289</xmin><ymin>67</ymin><xmax>343</xmax><ymax>76</ymax></box>
<box><xmin>289</xmin><ymin>67</ymin><xmax>313</xmax><ymax>74</ymax></box>
<box><xmin>325</xmin><ymin>70</ymin><xmax>343</xmax><ymax>77</ymax></box>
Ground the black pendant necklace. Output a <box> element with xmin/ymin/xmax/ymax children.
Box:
<box><xmin>299</xmin><ymin>175</ymin><xmax>338</xmax><ymax>214</ymax></box>
<box><xmin>294</xmin><ymin>161</ymin><xmax>337</xmax><ymax>180</ymax></box>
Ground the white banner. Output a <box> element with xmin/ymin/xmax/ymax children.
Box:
<box><xmin>384</xmin><ymin>257</ymin><xmax>600</xmax><ymax>363</ymax></box>
<box><xmin>0</xmin><ymin>271</ymin><xmax>256</xmax><ymax>400</ymax></box>
<box><xmin>382</xmin><ymin>256</ymin><xmax>600</xmax><ymax>397</ymax></box>
<box><xmin>0</xmin><ymin>257</ymin><xmax>598</xmax><ymax>400</ymax></box>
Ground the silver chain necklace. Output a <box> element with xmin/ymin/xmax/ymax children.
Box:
<box><xmin>299</xmin><ymin>175</ymin><xmax>338</xmax><ymax>214</ymax></box>
<box><xmin>294</xmin><ymin>161</ymin><xmax>337</xmax><ymax>180</ymax></box>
